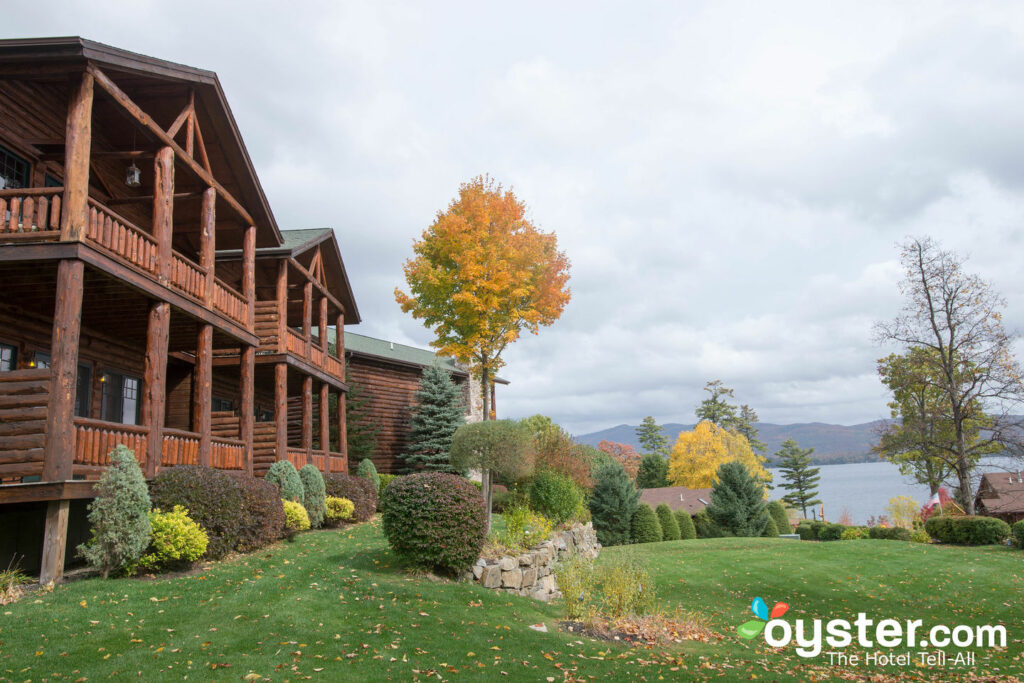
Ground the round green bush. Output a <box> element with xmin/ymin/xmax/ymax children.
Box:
<box><xmin>675</xmin><ymin>509</ymin><xmax>697</xmax><ymax>540</ymax></box>
<box><xmin>299</xmin><ymin>465</ymin><xmax>327</xmax><ymax>528</ymax></box>
<box><xmin>136</xmin><ymin>506</ymin><xmax>208</xmax><ymax>573</ymax></box>
<box><xmin>325</xmin><ymin>496</ymin><xmax>355</xmax><ymax>525</ymax></box>
<box><xmin>693</xmin><ymin>509</ymin><xmax>727</xmax><ymax>538</ymax></box>
<box><xmin>868</xmin><ymin>526</ymin><xmax>911</xmax><ymax>541</ymax></box>
<box><xmin>910</xmin><ymin>529</ymin><xmax>931</xmax><ymax>544</ymax></box>
<box><xmin>924</xmin><ymin>515</ymin><xmax>1010</xmax><ymax>545</ymax></box>
<box><xmin>266</xmin><ymin>461</ymin><xmax>304</xmax><ymax>503</ymax></box>
<box><xmin>529</xmin><ymin>469</ymin><xmax>584</xmax><ymax>524</ymax></box>
<box><xmin>817</xmin><ymin>523</ymin><xmax>845</xmax><ymax>541</ymax></box>
<box><xmin>761</xmin><ymin>515</ymin><xmax>780</xmax><ymax>537</ymax></box>
<box><xmin>357</xmin><ymin>458</ymin><xmax>381</xmax><ymax>495</ymax></box>
<box><xmin>149</xmin><ymin>465</ymin><xmax>244</xmax><ymax>559</ymax></box>
<box><xmin>841</xmin><ymin>526</ymin><xmax>868</xmax><ymax>540</ymax></box>
<box><xmin>381</xmin><ymin>472</ymin><xmax>487</xmax><ymax>574</ymax></box>
<box><xmin>282</xmin><ymin>500</ymin><xmax>310</xmax><ymax>532</ymax></box>
<box><xmin>1012</xmin><ymin>520</ymin><xmax>1024</xmax><ymax>549</ymax></box>
<box><xmin>378</xmin><ymin>473</ymin><xmax>397</xmax><ymax>501</ymax></box>
<box><xmin>324</xmin><ymin>472</ymin><xmax>378</xmax><ymax>522</ymax></box>
<box><xmin>231</xmin><ymin>474</ymin><xmax>286</xmax><ymax>552</ymax></box>
<box><xmin>656</xmin><ymin>504</ymin><xmax>681</xmax><ymax>540</ymax></box>
<box><xmin>766</xmin><ymin>501</ymin><xmax>790</xmax><ymax>534</ymax></box>
<box><xmin>630</xmin><ymin>503</ymin><xmax>663</xmax><ymax>544</ymax></box>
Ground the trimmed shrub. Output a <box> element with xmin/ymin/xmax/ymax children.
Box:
<box><xmin>78</xmin><ymin>446</ymin><xmax>152</xmax><ymax>578</ymax></box>
<box><xmin>761</xmin><ymin>516</ymin><xmax>779</xmax><ymax>537</ymax></box>
<box><xmin>656</xmin><ymin>504</ymin><xmax>681</xmax><ymax>540</ymax></box>
<box><xmin>282</xmin><ymin>500</ymin><xmax>310</xmax><ymax>533</ymax></box>
<box><xmin>588</xmin><ymin>462</ymin><xmax>640</xmax><ymax>547</ymax></box>
<box><xmin>675</xmin><ymin>509</ymin><xmax>697</xmax><ymax>540</ymax></box>
<box><xmin>910</xmin><ymin>529</ymin><xmax>931</xmax><ymax>544</ymax></box>
<box><xmin>324</xmin><ymin>472</ymin><xmax>378</xmax><ymax>522</ymax></box>
<box><xmin>231</xmin><ymin>475</ymin><xmax>285</xmax><ymax>552</ymax></box>
<box><xmin>841</xmin><ymin>526</ymin><xmax>868</xmax><ymax>540</ymax></box>
<box><xmin>630</xmin><ymin>503</ymin><xmax>663</xmax><ymax>543</ymax></box>
<box><xmin>694</xmin><ymin>509</ymin><xmax>727</xmax><ymax>538</ymax></box>
<box><xmin>357</xmin><ymin>458</ymin><xmax>381</xmax><ymax>493</ymax></box>
<box><xmin>381</xmin><ymin>472</ymin><xmax>487</xmax><ymax>574</ymax></box>
<box><xmin>766</xmin><ymin>501</ymin><xmax>790</xmax><ymax>534</ymax></box>
<box><xmin>378</xmin><ymin>474</ymin><xmax>397</xmax><ymax>501</ymax></box>
<box><xmin>325</xmin><ymin>496</ymin><xmax>355</xmax><ymax>525</ymax></box>
<box><xmin>924</xmin><ymin>515</ymin><xmax>1011</xmax><ymax>545</ymax></box>
<box><xmin>492</xmin><ymin>484</ymin><xmax>511</xmax><ymax>513</ymax></box>
<box><xmin>298</xmin><ymin>465</ymin><xmax>327</xmax><ymax>528</ymax></box>
<box><xmin>149</xmin><ymin>466</ymin><xmax>244</xmax><ymax>559</ymax></box>
<box><xmin>135</xmin><ymin>506</ymin><xmax>208</xmax><ymax>573</ymax></box>
<box><xmin>817</xmin><ymin>523</ymin><xmax>845</xmax><ymax>541</ymax></box>
<box><xmin>869</xmin><ymin>526</ymin><xmax>912</xmax><ymax>541</ymax></box>
<box><xmin>1012</xmin><ymin>520</ymin><xmax>1024</xmax><ymax>549</ymax></box>
<box><xmin>529</xmin><ymin>470</ymin><xmax>584</xmax><ymax>525</ymax></box>
<box><xmin>498</xmin><ymin>505</ymin><xmax>554</xmax><ymax>553</ymax></box>
<box><xmin>796</xmin><ymin>521</ymin><xmax>816</xmax><ymax>540</ymax></box>
<box><xmin>266</xmin><ymin>460</ymin><xmax>304</xmax><ymax>503</ymax></box>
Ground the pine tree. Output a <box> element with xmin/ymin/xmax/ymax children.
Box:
<box><xmin>656</xmin><ymin>503</ymin><xmax>681</xmax><ymax>540</ymax></box>
<box><xmin>635</xmin><ymin>416</ymin><xmax>669</xmax><ymax>456</ymax></box>
<box><xmin>674</xmin><ymin>508</ymin><xmax>697</xmax><ymax>539</ymax></box>
<box><xmin>775</xmin><ymin>439</ymin><xmax>822</xmax><ymax>517</ymax></box>
<box><xmin>588</xmin><ymin>462</ymin><xmax>640</xmax><ymax>547</ymax></box>
<box><xmin>766</xmin><ymin>500</ymin><xmax>791</xmax><ymax>534</ymax></box>
<box><xmin>630</xmin><ymin>503</ymin><xmax>663</xmax><ymax>543</ymax></box>
<box><xmin>636</xmin><ymin>453</ymin><xmax>669</xmax><ymax>489</ymax></box>
<box><xmin>402</xmin><ymin>364</ymin><xmax>466</xmax><ymax>472</ymax></box>
<box><xmin>342</xmin><ymin>364</ymin><xmax>379</xmax><ymax>467</ymax></box>
<box><xmin>706</xmin><ymin>461</ymin><xmax>769</xmax><ymax>537</ymax></box>
<box><xmin>761</xmin><ymin>515</ymin><xmax>779</xmax><ymax>537</ymax></box>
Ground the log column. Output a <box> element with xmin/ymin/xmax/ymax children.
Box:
<box><xmin>194</xmin><ymin>323</ymin><xmax>212</xmax><ymax>466</ymax></box>
<box><xmin>302</xmin><ymin>375</ymin><xmax>313</xmax><ymax>458</ymax></box>
<box><xmin>319</xmin><ymin>296</ymin><xmax>328</xmax><ymax>353</ymax></box>
<box><xmin>60</xmin><ymin>70</ymin><xmax>93</xmax><ymax>242</ymax></box>
<box><xmin>141</xmin><ymin>301</ymin><xmax>170</xmax><ymax>478</ymax></box>
<box><xmin>274</xmin><ymin>363</ymin><xmax>288</xmax><ymax>460</ymax></box>
<box><xmin>152</xmin><ymin>147</ymin><xmax>174</xmax><ymax>280</ymax></box>
<box><xmin>240</xmin><ymin>346</ymin><xmax>254</xmax><ymax>476</ymax></box>
<box><xmin>319</xmin><ymin>382</ymin><xmax>330</xmax><ymax>466</ymax></box>
<box><xmin>200</xmin><ymin>187</ymin><xmax>216</xmax><ymax>304</ymax></box>
<box><xmin>302</xmin><ymin>281</ymin><xmax>312</xmax><ymax>359</ymax></box>
<box><xmin>335</xmin><ymin>312</ymin><xmax>344</xmax><ymax>359</ymax></box>
<box><xmin>276</xmin><ymin>260</ymin><xmax>288</xmax><ymax>353</ymax></box>
<box><xmin>338</xmin><ymin>388</ymin><xmax>347</xmax><ymax>473</ymax></box>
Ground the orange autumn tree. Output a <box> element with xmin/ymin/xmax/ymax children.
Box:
<box><xmin>396</xmin><ymin>175</ymin><xmax>571</xmax><ymax>421</ymax></box>
<box><xmin>597</xmin><ymin>440</ymin><xmax>641</xmax><ymax>482</ymax></box>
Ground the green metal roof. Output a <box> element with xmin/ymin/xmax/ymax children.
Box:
<box><xmin>330</xmin><ymin>330</ymin><xmax>508</xmax><ymax>383</ymax></box>
<box><xmin>279</xmin><ymin>228</ymin><xmax>334</xmax><ymax>251</ymax></box>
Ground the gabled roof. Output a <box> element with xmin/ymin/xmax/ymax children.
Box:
<box><xmin>0</xmin><ymin>36</ymin><xmax>282</xmax><ymax>247</ymax></box>
<box><xmin>336</xmin><ymin>330</ymin><xmax>509</xmax><ymax>384</ymax></box>
<box><xmin>976</xmin><ymin>471</ymin><xmax>1024</xmax><ymax>515</ymax></box>
<box><xmin>638</xmin><ymin>485</ymin><xmax>712</xmax><ymax>515</ymax></box>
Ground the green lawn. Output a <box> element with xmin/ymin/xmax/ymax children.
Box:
<box><xmin>1</xmin><ymin>522</ymin><xmax>1022</xmax><ymax>681</ymax></box>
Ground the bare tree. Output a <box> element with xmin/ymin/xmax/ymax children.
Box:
<box><xmin>874</xmin><ymin>237</ymin><xmax>1024</xmax><ymax>513</ymax></box>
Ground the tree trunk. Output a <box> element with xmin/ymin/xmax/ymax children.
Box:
<box><xmin>481</xmin><ymin>362</ymin><xmax>490</xmax><ymax>422</ymax></box>
<box><xmin>482</xmin><ymin>468</ymin><xmax>492</xmax><ymax>533</ymax></box>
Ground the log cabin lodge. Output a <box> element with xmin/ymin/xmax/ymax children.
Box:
<box><xmin>0</xmin><ymin>37</ymin><xmax>371</xmax><ymax>583</ymax></box>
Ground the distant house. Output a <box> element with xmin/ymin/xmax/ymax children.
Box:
<box><xmin>337</xmin><ymin>331</ymin><xmax>508</xmax><ymax>474</ymax></box>
<box><xmin>974</xmin><ymin>471</ymin><xmax>1024</xmax><ymax>524</ymax></box>
<box><xmin>639</xmin><ymin>485</ymin><xmax>713</xmax><ymax>515</ymax></box>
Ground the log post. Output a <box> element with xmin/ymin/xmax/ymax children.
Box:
<box><xmin>141</xmin><ymin>301</ymin><xmax>170</xmax><ymax>478</ymax></box>
<box><xmin>302</xmin><ymin>280</ymin><xmax>312</xmax><ymax>359</ymax></box>
<box><xmin>274</xmin><ymin>362</ymin><xmax>287</xmax><ymax>460</ymax></box>
<box><xmin>43</xmin><ymin>259</ymin><xmax>84</xmax><ymax>481</ymax></box>
<box><xmin>39</xmin><ymin>499</ymin><xmax>70</xmax><ymax>586</ymax></box>
<box><xmin>194</xmin><ymin>323</ymin><xmax>212</xmax><ymax>466</ymax></box>
<box><xmin>335</xmin><ymin>312</ymin><xmax>344</xmax><ymax>359</ymax></box>
<box><xmin>302</xmin><ymin>375</ymin><xmax>312</xmax><ymax>457</ymax></box>
<box><xmin>200</xmin><ymin>187</ymin><xmax>216</xmax><ymax>304</ymax></box>
<box><xmin>338</xmin><ymin>389</ymin><xmax>347</xmax><ymax>473</ymax></box>
<box><xmin>240</xmin><ymin>345</ymin><xmax>254</xmax><ymax>476</ymax></box>
<box><xmin>319</xmin><ymin>382</ymin><xmax>329</xmax><ymax>464</ymax></box>
<box><xmin>60</xmin><ymin>71</ymin><xmax>93</xmax><ymax>242</ymax></box>
<box><xmin>152</xmin><ymin>147</ymin><xmax>175</xmax><ymax>280</ymax></box>
<box><xmin>276</xmin><ymin>260</ymin><xmax>288</xmax><ymax>353</ymax></box>
<box><xmin>319</xmin><ymin>296</ymin><xmax>328</xmax><ymax>353</ymax></box>
<box><xmin>243</xmin><ymin>225</ymin><xmax>256</xmax><ymax>328</ymax></box>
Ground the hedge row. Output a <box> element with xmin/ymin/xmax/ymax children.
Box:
<box><xmin>924</xmin><ymin>515</ymin><xmax>1011</xmax><ymax>546</ymax></box>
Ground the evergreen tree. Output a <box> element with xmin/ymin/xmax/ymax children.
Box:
<box><xmin>402</xmin><ymin>364</ymin><xmax>466</xmax><ymax>472</ymax></box>
<box><xmin>299</xmin><ymin>465</ymin><xmax>327</xmax><ymax>528</ymax></box>
<box><xmin>766</xmin><ymin>500</ymin><xmax>791</xmax><ymax>534</ymax></box>
<box><xmin>706</xmin><ymin>461</ymin><xmax>769</xmax><ymax>537</ymax></box>
<box><xmin>761</xmin><ymin>515</ymin><xmax>779</xmax><ymax>537</ymax></box>
<box><xmin>631</xmin><ymin>503</ymin><xmax>663</xmax><ymax>543</ymax></box>
<box><xmin>675</xmin><ymin>508</ymin><xmax>697</xmax><ymax>540</ymax></box>
<box><xmin>588</xmin><ymin>462</ymin><xmax>640</xmax><ymax>547</ymax></box>
<box><xmin>636</xmin><ymin>453</ymin><xmax>669</xmax><ymax>489</ymax></box>
<box><xmin>635</xmin><ymin>416</ymin><xmax>669</xmax><ymax>456</ymax></box>
<box><xmin>342</xmin><ymin>364</ymin><xmax>380</xmax><ymax>467</ymax></box>
<box><xmin>656</xmin><ymin>503</ymin><xmax>681</xmax><ymax>540</ymax></box>
<box><xmin>775</xmin><ymin>439</ymin><xmax>822</xmax><ymax>517</ymax></box>
<box><xmin>356</xmin><ymin>458</ymin><xmax>381</xmax><ymax>493</ymax></box>
<box><xmin>695</xmin><ymin>380</ymin><xmax>738</xmax><ymax>427</ymax></box>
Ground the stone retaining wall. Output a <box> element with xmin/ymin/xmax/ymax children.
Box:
<box><xmin>464</xmin><ymin>522</ymin><xmax>600</xmax><ymax>602</ymax></box>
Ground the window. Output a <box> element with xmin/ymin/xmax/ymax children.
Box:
<box><xmin>0</xmin><ymin>343</ymin><xmax>16</xmax><ymax>371</ymax></box>
<box><xmin>212</xmin><ymin>397</ymin><xmax>234</xmax><ymax>412</ymax></box>
<box><xmin>102</xmin><ymin>371</ymin><xmax>141</xmax><ymax>425</ymax></box>
<box><xmin>32</xmin><ymin>352</ymin><xmax>92</xmax><ymax>418</ymax></box>
<box><xmin>257</xmin><ymin>408</ymin><xmax>274</xmax><ymax>422</ymax></box>
<box><xmin>0</xmin><ymin>145</ymin><xmax>30</xmax><ymax>190</ymax></box>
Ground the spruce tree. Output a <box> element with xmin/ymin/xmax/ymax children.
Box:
<box><xmin>656</xmin><ymin>503</ymin><xmax>681</xmax><ymax>540</ymax></box>
<box><xmin>631</xmin><ymin>503</ymin><xmax>663</xmax><ymax>543</ymax></box>
<box><xmin>706</xmin><ymin>461</ymin><xmax>769</xmax><ymax>537</ymax></box>
<box><xmin>766</xmin><ymin>500</ymin><xmax>791</xmax><ymax>533</ymax></box>
<box><xmin>342</xmin><ymin>364</ymin><xmax>379</xmax><ymax>467</ymax></box>
<box><xmin>588</xmin><ymin>462</ymin><xmax>640</xmax><ymax>547</ymax></box>
<box><xmin>635</xmin><ymin>416</ymin><xmax>669</xmax><ymax>456</ymax></box>
<box><xmin>636</xmin><ymin>453</ymin><xmax>669</xmax><ymax>489</ymax></box>
<box><xmin>761</xmin><ymin>515</ymin><xmax>779</xmax><ymax>537</ymax></box>
<box><xmin>402</xmin><ymin>364</ymin><xmax>466</xmax><ymax>472</ymax></box>
<box><xmin>775</xmin><ymin>439</ymin><xmax>822</xmax><ymax>517</ymax></box>
<box><xmin>674</xmin><ymin>508</ymin><xmax>697</xmax><ymax>540</ymax></box>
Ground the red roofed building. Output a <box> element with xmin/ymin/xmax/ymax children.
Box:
<box><xmin>974</xmin><ymin>471</ymin><xmax>1024</xmax><ymax>524</ymax></box>
<box><xmin>639</xmin><ymin>485</ymin><xmax>713</xmax><ymax>515</ymax></box>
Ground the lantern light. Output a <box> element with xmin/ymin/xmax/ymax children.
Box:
<box><xmin>125</xmin><ymin>162</ymin><xmax>141</xmax><ymax>188</ymax></box>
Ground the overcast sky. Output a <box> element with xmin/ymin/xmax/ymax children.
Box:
<box><xmin>7</xmin><ymin>1</ymin><xmax>1024</xmax><ymax>435</ymax></box>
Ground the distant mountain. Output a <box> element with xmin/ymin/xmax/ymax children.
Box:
<box><xmin>575</xmin><ymin>420</ymin><xmax>894</xmax><ymax>465</ymax></box>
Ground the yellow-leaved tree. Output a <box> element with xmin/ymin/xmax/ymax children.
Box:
<box><xmin>668</xmin><ymin>420</ymin><xmax>771</xmax><ymax>489</ymax></box>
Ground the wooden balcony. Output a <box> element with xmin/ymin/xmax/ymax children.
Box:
<box><xmin>0</xmin><ymin>187</ymin><xmax>249</xmax><ymax>329</ymax></box>
<box><xmin>250</xmin><ymin>301</ymin><xmax>344</xmax><ymax>381</ymax></box>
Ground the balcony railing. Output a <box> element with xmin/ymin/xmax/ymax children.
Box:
<box><xmin>285</xmin><ymin>328</ymin><xmax>344</xmax><ymax>379</ymax></box>
<box><xmin>0</xmin><ymin>189</ymin><xmax>249</xmax><ymax>329</ymax></box>
<box><xmin>285</xmin><ymin>447</ymin><xmax>343</xmax><ymax>473</ymax></box>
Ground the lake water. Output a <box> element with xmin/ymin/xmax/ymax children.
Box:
<box><xmin>766</xmin><ymin>457</ymin><xmax>1022</xmax><ymax>525</ymax></box>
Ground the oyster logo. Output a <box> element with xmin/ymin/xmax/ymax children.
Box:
<box><xmin>738</xmin><ymin>596</ymin><xmax>789</xmax><ymax>639</ymax></box>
